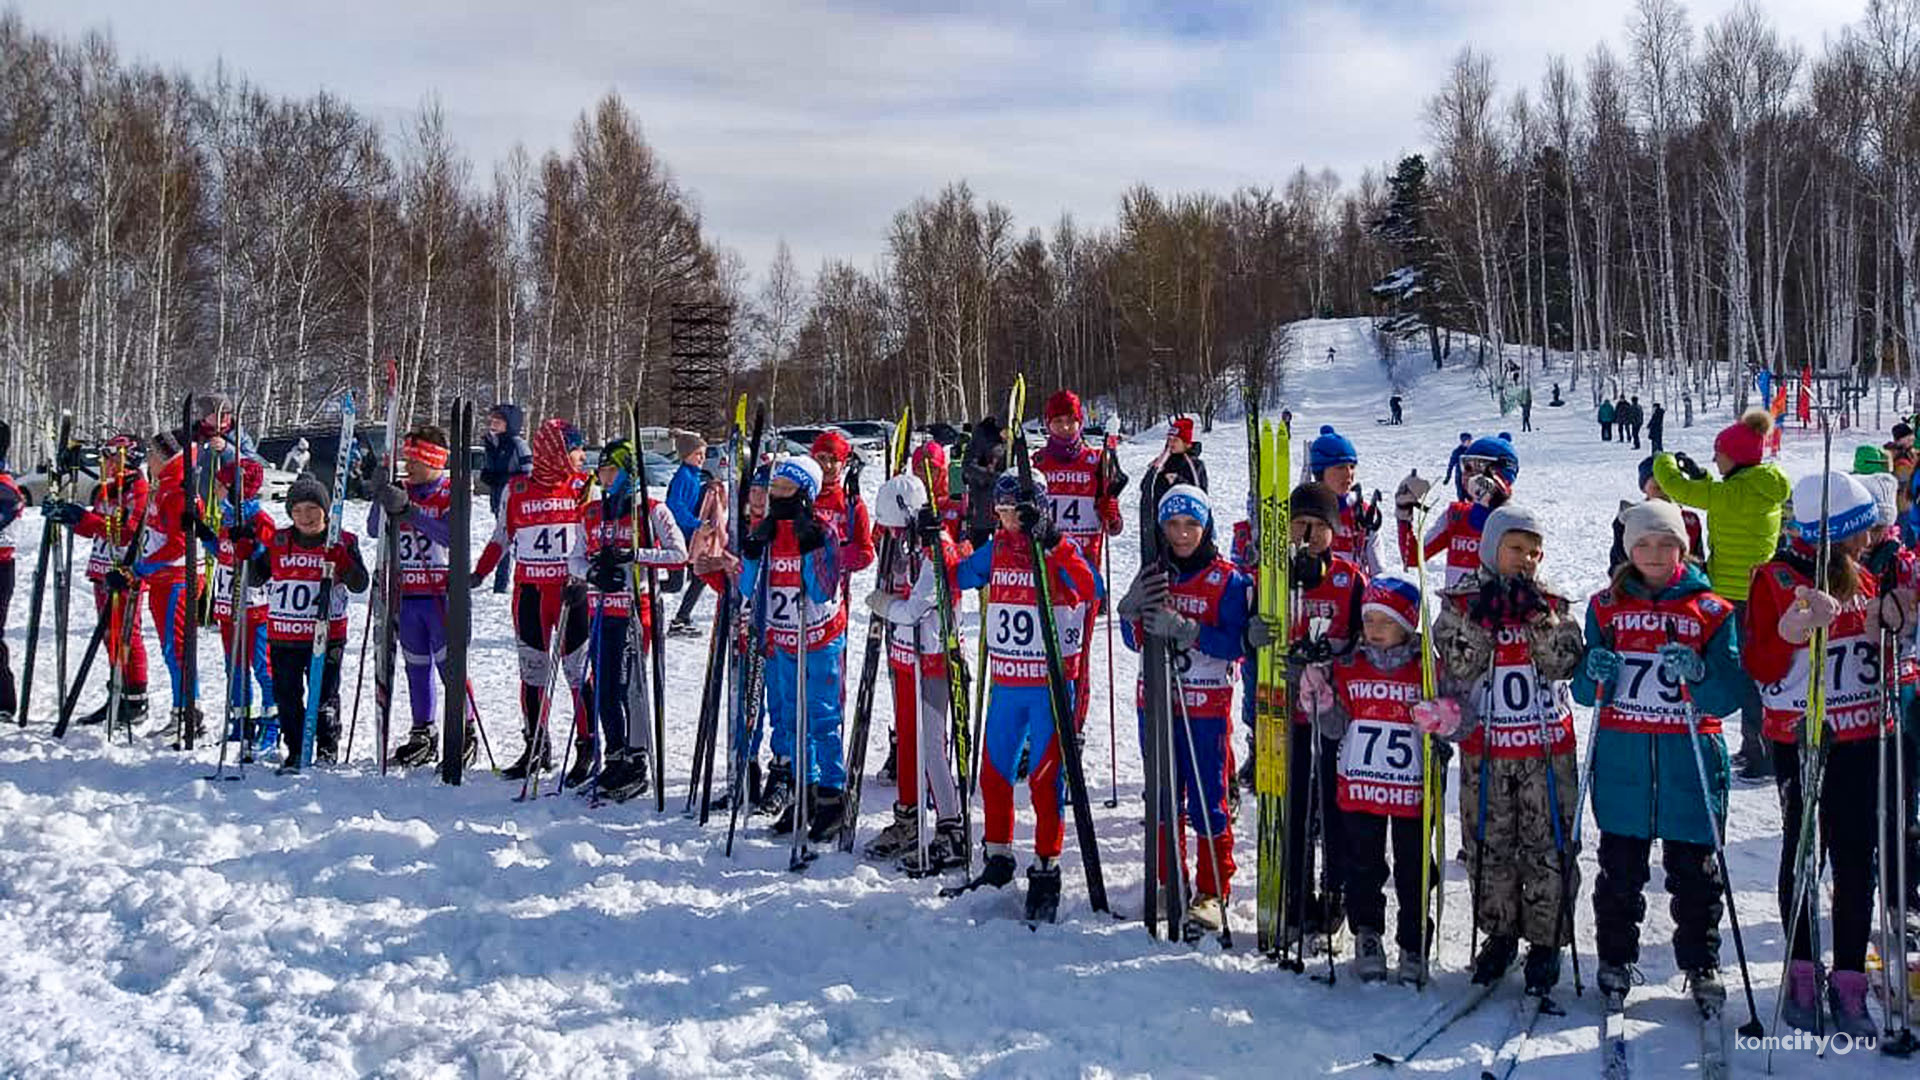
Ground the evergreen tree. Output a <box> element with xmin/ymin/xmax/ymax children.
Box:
<box><xmin>1370</xmin><ymin>155</ymin><xmax>1464</xmax><ymax>369</ymax></box>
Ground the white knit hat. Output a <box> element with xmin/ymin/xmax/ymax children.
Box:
<box><xmin>1620</xmin><ymin>500</ymin><xmax>1689</xmax><ymax>556</ymax></box>
<box><xmin>1859</xmin><ymin>471</ymin><xmax>1900</xmax><ymax>528</ymax></box>
<box><xmin>1791</xmin><ymin>471</ymin><xmax>1877</xmax><ymax>543</ymax></box>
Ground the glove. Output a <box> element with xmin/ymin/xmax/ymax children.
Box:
<box><xmin>228</xmin><ymin>519</ymin><xmax>257</xmax><ymax>551</ymax></box>
<box><xmin>1358</xmin><ymin>493</ymin><xmax>1384</xmax><ymax>535</ymax></box>
<box><xmin>1297</xmin><ymin>663</ymin><xmax>1337</xmax><ymax>716</ymax></box>
<box><xmin>792</xmin><ymin>514</ymin><xmax>827</xmax><ymax>555</ymax></box>
<box><xmin>191</xmin><ymin>516</ymin><xmax>220</xmax><ymax>546</ymax></box>
<box><xmin>1584</xmin><ymin>646</ymin><xmax>1621</xmax><ymax>685</ymax></box>
<box><xmin>1116</xmin><ymin>566</ymin><xmax>1167</xmax><ymax>621</ymax></box>
<box><xmin>1393</xmin><ymin>470</ymin><xmax>1431</xmax><ymax>521</ymax></box>
<box><xmin>864</xmin><ymin>588</ymin><xmax>893</xmax><ymax>621</ymax></box>
<box><xmin>588</xmin><ymin>546</ymin><xmax>631</xmax><ymax>592</ymax></box>
<box><xmin>1657</xmin><ymin>642</ymin><xmax>1706</xmax><ymax>684</ymax></box>
<box><xmin>42</xmin><ymin>498</ymin><xmax>84</xmax><ymax>525</ymax></box>
<box><xmin>1016</xmin><ymin>502</ymin><xmax>1042</xmax><ymax>535</ymax></box>
<box><xmin>1467</xmin><ymin>576</ymin><xmax>1508</xmax><ymax>627</ymax></box>
<box><xmin>1777</xmin><ymin>584</ymin><xmax>1840</xmax><ymax>644</ymax></box>
<box><xmin>1289</xmin><ymin>549</ymin><xmax>1326</xmax><ymax>591</ymax></box>
<box><xmin>1244</xmin><ymin>614</ymin><xmax>1281</xmax><ymax>651</ymax></box>
<box><xmin>741</xmin><ymin>518</ymin><xmax>776</xmax><ymax>560</ymax></box>
<box><xmin>1506</xmin><ymin>577</ymin><xmax>1548</xmax><ymax>624</ymax></box>
<box><xmin>1411</xmin><ymin>698</ymin><xmax>1463</xmax><ymax>737</ymax></box>
<box><xmin>1143</xmin><ymin>605</ymin><xmax>1201</xmax><ymax>648</ymax></box>
<box><xmin>913</xmin><ymin>504</ymin><xmax>943</xmax><ymax>547</ymax></box>
<box><xmin>1672</xmin><ymin>452</ymin><xmax>1708</xmax><ymax>481</ymax></box>
<box><xmin>376</xmin><ymin>483</ymin><xmax>411</xmax><ymax>520</ymax></box>
<box><xmin>103</xmin><ymin>566</ymin><xmax>134</xmax><ymax>594</ymax></box>
<box><xmin>1102</xmin><ymin>456</ymin><xmax>1130</xmax><ymax>499</ymax></box>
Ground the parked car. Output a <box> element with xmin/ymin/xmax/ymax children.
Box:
<box><xmin>832</xmin><ymin>419</ymin><xmax>893</xmax><ymax>466</ymax></box>
<box><xmin>919</xmin><ymin>421</ymin><xmax>965</xmax><ymax>448</ymax></box>
<box><xmin>256</xmin><ymin>421</ymin><xmax>390</xmax><ymax>500</ymax></box>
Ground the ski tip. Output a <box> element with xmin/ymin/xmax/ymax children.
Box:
<box><xmin>1371</xmin><ymin>1052</ymin><xmax>1400</xmax><ymax>1068</ymax></box>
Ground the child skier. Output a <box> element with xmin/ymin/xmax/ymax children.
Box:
<box><xmin>1398</xmin><ymin>434</ymin><xmax>1519</xmax><ymax>589</ymax></box>
<box><xmin>44</xmin><ymin>433</ymin><xmax>151</xmax><ymax>729</ymax></box>
<box><xmin>1572</xmin><ymin>500</ymin><xmax>1744</xmax><ymax>1011</ymax></box>
<box><xmin>1308</xmin><ymin>425</ymin><xmax>1383</xmax><ymax>574</ymax></box>
<box><xmin>1743</xmin><ymin>471</ymin><xmax>1896</xmax><ymax>1036</ymax></box>
<box><xmin>1034</xmin><ymin>389</ymin><xmax>1125</xmax><ymax>731</ymax></box>
<box><xmin>247</xmin><ymin>476</ymin><xmax>369</xmax><ymax>769</ymax></box>
<box><xmin>209</xmin><ymin>458</ymin><xmax>276</xmax><ymax>753</ymax></box>
<box><xmin>1283</xmin><ymin>481</ymin><xmax>1366</xmax><ymax>952</ymax></box>
<box><xmin>946</xmin><ymin>469</ymin><xmax>1099</xmax><ymax>922</ymax></box>
<box><xmin>809</xmin><ymin>429</ymin><xmax>875</xmax><ymax>588</ymax></box>
<box><xmin>370</xmin><ymin>425</ymin><xmax>474</xmax><ymax>770</ymax></box>
<box><xmin>862</xmin><ymin>471</ymin><xmax>969</xmax><ymax>872</ymax></box>
<box><xmin>741</xmin><ymin>455</ymin><xmax>848</xmax><ymax>841</ymax></box>
<box><xmin>1302</xmin><ymin>575</ymin><xmax>1448</xmax><ymax>984</ymax></box>
<box><xmin>582</xmin><ymin>438</ymin><xmax>687</xmax><ymax>798</ymax></box>
<box><xmin>473</xmin><ymin>418</ymin><xmax>591</xmax><ymax>781</ymax></box>
<box><xmin>132</xmin><ymin>432</ymin><xmax>208</xmax><ymax>745</ymax></box>
<box><xmin>1431</xmin><ymin>503</ymin><xmax>1585</xmax><ymax>994</ymax></box>
<box><xmin>1606</xmin><ymin>457</ymin><xmax>1704</xmax><ymax>574</ymax></box>
<box><xmin>1116</xmin><ymin>484</ymin><xmax>1253</xmax><ymax>935</ymax></box>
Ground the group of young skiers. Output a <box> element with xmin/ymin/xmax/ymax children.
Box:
<box><xmin>1</xmin><ymin>383</ymin><xmax>1917</xmax><ymax>1065</ymax></box>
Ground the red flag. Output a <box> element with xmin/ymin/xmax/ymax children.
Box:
<box><xmin>1797</xmin><ymin>366</ymin><xmax>1812</xmax><ymax>426</ymax></box>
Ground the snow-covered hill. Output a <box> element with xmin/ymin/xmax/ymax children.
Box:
<box><xmin>0</xmin><ymin>318</ymin><xmax>1907</xmax><ymax>1077</ymax></box>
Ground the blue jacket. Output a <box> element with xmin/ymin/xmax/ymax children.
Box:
<box><xmin>481</xmin><ymin>403</ymin><xmax>531</xmax><ymax>488</ymax></box>
<box><xmin>666</xmin><ymin>462</ymin><xmax>705</xmax><ymax>536</ymax></box>
<box><xmin>1570</xmin><ymin>565</ymin><xmax>1740</xmax><ymax>845</ymax></box>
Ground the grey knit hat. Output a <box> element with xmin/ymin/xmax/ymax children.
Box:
<box><xmin>1479</xmin><ymin>503</ymin><xmax>1547</xmax><ymax>571</ymax></box>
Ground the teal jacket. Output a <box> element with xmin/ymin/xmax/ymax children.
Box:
<box><xmin>1570</xmin><ymin>565</ymin><xmax>1741</xmax><ymax>845</ymax></box>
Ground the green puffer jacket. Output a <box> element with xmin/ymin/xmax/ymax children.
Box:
<box><xmin>1650</xmin><ymin>454</ymin><xmax>1790</xmax><ymax>602</ymax></box>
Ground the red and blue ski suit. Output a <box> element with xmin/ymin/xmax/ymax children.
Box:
<box><xmin>133</xmin><ymin>452</ymin><xmax>203</xmax><ymax>711</ymax></box>
<box><xmin>957</xmin><ymin>528</ymin><xmax>1099</xmax><ymax>859</ymax></box>
<box><xmin>1121</xmin><ymin>554</ymin><xmax>1251</xmax><ymax>896</ymax></box>
<box><xmin>367</xmin><ymin>474</ymin><xmax>458</xmax><ymax>732</ymax></box>
<box><xmin>742</xmin><ymin>516</ymin><xmax>846</xmax><ymax>788</ymax></box>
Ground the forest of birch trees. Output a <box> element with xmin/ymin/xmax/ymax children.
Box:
<box><xmin>4</xmin><ymin>0</ymin><xmax>1920</xmax><ymax>445</ymax></box>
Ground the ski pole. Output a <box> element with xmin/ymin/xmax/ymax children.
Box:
<box><xmin>1103</xmin><ymin>540</ymin><xmax>1119</xmax><ymax>809</ymax></box>
<box><xmin>1173</xmin><ymin>664</ymin><xmax>1232</xmax><ymax>948</ymax></box>
<box><xmin>465</xmin><ymin>680</ymin><xmax>497</xmax><ymax>773</ymax></box>
<box><xmin>1676</xmin><ymin>675</ymin><xmax>1767</xmax><ymax>1038</ymax></box>
<box><xmin>1876</xmin><ymin>626</ymin><xmax>1917</xmax><ymax>1053</ymax></box>
<box><xmin>1470</xmin><ymin>678</ymin><xmax>1495</xmax><ymax>977</ymax></box>
<box><xmin>1536</xmin><ymin>702</ymin><xmax>1583</xmax><ymax>997</ymax></box>
<box><xmin>342</xmin><ymin>596</ymin><xmax>376</xmax><ymax>764</ymax></box>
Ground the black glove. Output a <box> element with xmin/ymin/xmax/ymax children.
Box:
<box><xmin>1017</xmin><ymin>502</ymin><xmax>1042</xmax><ymax>535</ymax></box>
<box><xmin>229</xmin><ymin>519</ymin><xmax>257</xmax><ymax>546</ymax></box>
<box><xmin>376</xmin><ymin>482</ymin><xmax>411</xmax><ymax>521</ymax></box>
<box><xmin>1865</xmin><ymin>538</ymin><xmax>1903</xmax><ymax>584</ymax></box>
<box><xmin>741</xmin><ymin>518</ymin><xmax>776</xmax><ymax>560</ymax></box>
<box><xmin>1358</xmin><ymin>492</ymin><xmax>1384</xmax><ymax>534</ymax></box>
<box><xmin>792</xmin><ymin>514</ymin><xmax>827</xmax><ymax>555</ymax></box>
<box><xmin>1506</xmin><ymin>577</ymin><xmax>1547</xmax><ymax>622</ymax></box>
<box><xmin>1101</xmin><ymin>450</ymin><xmax>1130</xmax><ymax>499</ymax></box>
<box><xmin>1468</xmin><ymin>576</ymin><xmax>1508</xmax><ymax>627</ymax></box>
<box><xmin>1289</xmin><ymin>549</ymin><xmax>1327</xmax><ymax>591</ymax></box>
<box><xmin>913</xmin><ymin>504</ymin><xmax>943</xmax><ymax>547</ymax></box>
<box><xmin>1673</xmin><ymin>452</ymin><xmax>1708</xmax><ymax>481</ymax></box>
<box><xmin>190</xmin><ymin>516</ymin><xmax>219</xmax><ymax>546</ymax></box>
<box><xmin>588</xmin><ymin>547</ymin><xmax>630</xmax><ymax>592</ymax></box>
<box><xmin>55</xmin><ymin>442</ymin><xmax>87</xmax><ymax>474</ymax></box>
<box><xmin>104</xmin><ymin>566</ymin><xmax>134</xmax><ymax>594</ymax></box>
<box><xmin>41</xmin><ymin>498</ymin><xmax>84</xmax><ymax>526</ymax></box>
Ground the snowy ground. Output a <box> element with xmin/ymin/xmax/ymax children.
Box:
<box><xmin>1</xmin><ymin>319</ymin><xmax>1911</xmax><ymax>1078</ymax></box>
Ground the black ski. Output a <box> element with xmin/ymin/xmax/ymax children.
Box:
<box><xmin>180</xmin><ymin>395</ymin><xmax>201</xmax><ymax>748</ymax></box>
<box><xmin>629</xmin><ymin>398</ymin><xmax>670</xmax><ymax>812</ymax></box>
<box><xmin>441</xmin><ymin>399</ymin><xmax>474</xmax><ymax>784</ymax></box>
<box><xmin>839</xmin><ymin>406</ymin><xmax>910</xmax><ymax>852</ymax></box>
<box><xmin>18</xmin><ymin>411</ymin><xmax>73</xmax><ymax>726</ymax></box>
<box><xmin>690</xmin><ymin>401</ymin><xmax>764</xmax><ymax>823</ymax></box>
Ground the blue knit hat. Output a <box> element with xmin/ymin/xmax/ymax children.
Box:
<box><xmin>1463</xmin><ymin>435</ymin><xmax>1519</xmax><ymax>483</ymax></box>
<box><xmin>1157</xmin><ymin>484</ymin><xmax>1212</xmax><ymax>528</ymax></box>
<box><xmin>771</xmin><ymin>455</ymin><xmax>822</xmax><ymax>500</ymax></box>
<box><xmin>1309</xmin><ymin>425</ymin><xmax>1358</xmax><ymax>474</ymax></box>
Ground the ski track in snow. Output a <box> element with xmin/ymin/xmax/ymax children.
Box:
<box><xmin>1</xmin><ymin>318</ymin><xmax>1907</xmax><ymax>1077</ymax></box>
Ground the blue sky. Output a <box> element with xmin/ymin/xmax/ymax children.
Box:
<box><xmin>17</xmin><ymin>0</ymin><xmax>1856</xmax><ymax>280</ymax></box>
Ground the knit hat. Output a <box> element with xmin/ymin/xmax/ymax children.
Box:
<box><xmin>1895</xmin><ymin>422</ymin><xmax>1914</xmax><ymax>442</ymax></box>
<box><xmin>1861</xmin><ymin>471</ymin><xmax>1900</xmax><ymax>528</ymax></box>
<box><xmin>1309</xmin><ymin>425</ymin><xmax>1358</xmax><ymax>474</ymax></box>
<box><xmin>1169</xmin><ymin>417</ymin><xmax>1195</xmax><ymax>444</ymax></box>
<box><xmin>1791</xmin><ymin>470</ymin><xmax>1877</xmax><ymax>543</ymax></box>
<box><xmin>1636</xmin><ymin>455</ymin><xmax>1657</xmax><ymax>491</ymax></box>
<box><xmin>286</xmin><ymin>475</ymin><xmax>329</xmax><ymax>511</ymax></box>
<box><xmin>1479</xmin><ymin>503</ymin><xmax>1546</xmax><ymax>570</ymax></box>
<box><xmin>911</xmin><ymin>439</ymin><xmax>948</xmax><ymax>477</ymax></box>
<box><xmin>1043</xmin><ymin>389</ymin><xmax>1083</xmax><ymax>422</ymax></box>
<box><xmin>1362</xmin><ymin>575</ymin><xmax>1422</xmax><ymax>632</ymax></box>
<box><xmin>1458</xmin><ymin>432</ymin><xmax>1472</xmax><ymax>442</ymax></box>
<box><xmin>674</xmin><ymin>429</ymin><xmax>706</xmax><ymax>459</ymax></box>
<box><xmin>1463</xmin><ymin>435</ymin><xmax>1519</xmax><ymax>483</ymax></box>
<box><xmin>1289</xmin><ymin>482</ymin><xmax>1340</xmax><ymax>529</ymax></box>
<box><xmin>560</xmin><ymin>422</ymin><xmax>586</xmax><ymax>452</ymax></box>
<box><xmin>530</xmin><ymin>419</ymin><xmax>573</xmax><ymax>485</ymax></box>
<box><xmin>772</xmin><ymin>455</ymin><xmax>823</xmax><ymax>500</ymax></box>
<box><xmin>1157</xmin><ymin>483</ymin><xmax>1212</xmax><ymax>528</ymax></box>
<box><xmin>1852</xmin><ymin>444</ymin><xmax>1889</xmax><ymax>475</ymax></box>
<box><xmin>809</xmin><ymin>429</ymin><xmax>851</xmax><ymax>462</ymax></box>
<box><xmin>1713</xmin><ymin>408</ymin><xmax>1773</xmax><ymax>468</ymax></box>
<box><xmin>1620</xmin><ymin>500</ymin><xmax>1689</xmax><ymax>556</ymax></box>
<box><xmin>218</xmin><ymin>457</ymin><xmax>265</xmax><ymax>499</ymax></box>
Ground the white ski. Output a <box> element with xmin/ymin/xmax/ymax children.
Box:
<box><xmin>1372</xmin><ymin>980</ymin><xmax>1502</xmax><ymax>1066</ymax></box>
<box><xmin>1481</xmin><ymin>993</ymin><xmax>1558</xmax><ymax>1080</ymax></box>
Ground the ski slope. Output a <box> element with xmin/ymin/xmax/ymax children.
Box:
<box><xmin>0</xmin><ymin>318</ymin><xmax>1909</xmax><ymax>1078</ymax></box>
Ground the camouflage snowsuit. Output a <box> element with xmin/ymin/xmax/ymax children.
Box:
<box><xmin>1433</xmin><ymin>567</ymin><xmax>1584</xmax><ymax>946</ymax></box>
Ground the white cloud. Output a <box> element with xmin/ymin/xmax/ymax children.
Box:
<box><xmin>15</xmin><ymin>0</ymin><xmax>1865</xmax><ymax>280</ymax></box>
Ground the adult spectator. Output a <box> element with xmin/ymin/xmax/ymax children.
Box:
<box><xmin>1444</xmin><ymin>431</ymin><xmax>1472</xmax><ymax>500</ymax></box>
<box><xmin>1598</xmin><ymin>399</ymin><xmax>1615</xmax><ymax>442</ymax></box>
<box><xmin>281</xmin><ymin>437</ymin><xmax>311</xmax><ymax>474</ymax></box>
<box><xmin>480</xmin><ymin>403</ymin><xmax>532</xmax><ymax>594</ymax></box>
<box><xmin>1647</xmin><ymin>402</ymin><xmax>1665</xmax><ymax>453</ymax></box>
<box><xmin>666</xmin><ymin>430</ymin><xmax>710</xmax><ymax>635</ymax></box>
<box><xmin>1652</xmin><ymin>408</ymin><xmax>1791</xmax><ymax>781</ymax></box>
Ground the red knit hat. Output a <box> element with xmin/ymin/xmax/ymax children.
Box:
<box><xmin>1043</xmin><ymin>390</ymin><xmax>1083</xmax><ymax>422</ymax></box>
<box><xmin>218</xmin><ymin>457</ymin><xmax>264</xmax><ymax>499</ymax></box>
<box><xmin>1170</xmin><ymin>417</ymin><xmax>1195</xmax><ymax>444</ymax></box>
<box><xmin>810</xmin><ymin>429</ymin><xmax>852</xmax><ymax>462</ymax></box>
<box><xmin>1713</xmin><ymin>408</ymin><xmax>1773</xmax><ymax>468</ymax></box>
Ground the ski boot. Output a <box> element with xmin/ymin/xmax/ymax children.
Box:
<box><xmin>1396</xmin><ymin>951</ymin><xmax>1429</xmax><ymax>987</ymax></box>
<box><xmin>75</xmin><ymin>701</ymin><xmax>111</xmax><ymax>726</ymax></box>
<box><xmin>168</xmin><ymin>706</ymin><xmax>205</xmax><ymax>751</ymax></box>
<box><xmin>899</xmin><ymin>817</ymin><xmax>968</xmax><ymax>876</ymax></box>
<box><xmin>758</xmin><ymin>759</ymin><xmax>796</xmax><ymax>820</ymax></box>
<box><xmin>1471</xmin><ymin>934</ymin><xmax>1519</xmax><ymax>986</ymax></box>
<box><xmin>806</xmin><ymin>787</ymin><xmax>847</xmax><ymax>844</ymax></box>
<box><xmin>1683</xmin><ymin>967</ymin><xmax>1722</xmax><ymax>1012</ymax></box>
<box><xmin>1023</xmin><ymin>859</ymin><xmax>1062</xmax><ymax>924</ymax></box>
<box><xmin>0</xmin><ymin>712</ymin><xmax>11</xmax><ymax>726</ymax></box>
<box><xmin>253</xmin><ymin>708</ymin><xmax>278</xmax><ymax>754</ymax></box>
<box><xmin>1596</xmin><ymin>962</ymin><xmax>1636</xmax><ymax>1001</ymax></box>
<box><xmin>392</xmin><ymin>726</ymin><xmax>440</xmax><ymax>768</ymax></box>
<box><xmin>1781</xmin><ymin>960</ymin><xmax>1822</xmax><ymax>1032</ymax></box>
<box><xmin>501</xmin><ymin>731</ymin><xmax>553</xmax><ymax>781</ymax></box>
<box><xmin>876</xmin><ymin>730</ymin><xmax>898</xmax><ymax>784</ymax></box>
<box><xmin>602</xmin><ymin>749</ymin><xmax>655</xmax><ymax>802</ymax></box>
<box><xmin>314</xmin><ymin>707</ymin><xmax>341</xmax><ymax>765</ymax></box>
<box><xmin>772</xmin><ymin>783</ymin><xmax>816</xmax><ymax>836</ymax></box>
<box><xmin>1184</xmin><ymin>894</ymin><xmax>1227</xmax><ymax>944</ymax></box>
<box><xmin>563</xmin><ymin>736</ymin><xmax>597</xmax><ymax>788</ymax></box>
<box><xmin>1522</xmin><ymin>944</ymin><xmax>1561</xmax><ymax>996</ymax></box>
<box><xmin>940</xmin><ymin>843</ymin><xmax>1017</xmax><ymax>897</ymax></box>
<box><xmin>1351</xmin><ymin>929</ymin><xmax>1388</xmax><ymax>983</ymax></box>
<box><xmin>462</xmin><ymin>725</ymin><xmax>479</xmax><ymax>767</ymax></box>
<box><xmin>863</xmin><ymin>804</ymin><xmax>918</xmax><ymax>861</ymax></box>
<box><xmin>666</xmin><ymin>617</ymin><xmax>702</xmax><ymax>639</ymax></box>
<box><xmin>709</xmin><ymin>760</ymin><xmax>758</xmax><ymax>813</ymax></box>
<box><xmin>1828</xmin><ymin>970</ymin><xmax>1876</xmax><ymax>1039</ymax></box>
